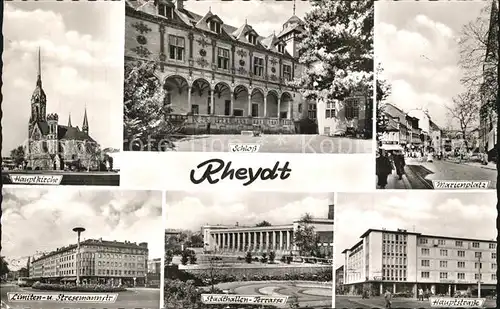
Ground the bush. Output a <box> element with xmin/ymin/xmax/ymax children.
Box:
<box><xmin>32</xmin><ymin>282</ymin><xmax>126</xmax><ymax>292</ymax></box>
<box><xmin>260</xmin><ymin>253</ymin><xmax>268</xmax><ymax>264</ymax></box>
<box><xmin>286</xmin><ymin>256</ymin><xmax>293</xmax><ymax>264</ymax></box>
<box><xmin>245</xmin><ymin>252</ymin><xmax>252</xmax><ymax>264</ymax></box>
<box><xmin>269</xmin><ymin>251</ymin><xmax>276</xmax><ymax>263</ymax></box>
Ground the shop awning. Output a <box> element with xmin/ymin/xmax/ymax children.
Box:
<box><xmin>61</xmin><ymin>277</ymin><xmax>77</xmax><ymax>281</ymax></box>
<box><xmin>380</xmin><ymin>144</ymin><xmax>403</xmax><ymax>151</ymax></box>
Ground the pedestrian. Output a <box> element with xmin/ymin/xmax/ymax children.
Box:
<box><xmin>393</xmin><ymin>150</ymin><xmax>406</xmax><ymax>180</ymax></box>
<box><xmin>376</xmin><ymin>149</ymin><xmax>393</xmax><ymax>189</ymax></box>
<box><xmin>418</xmin><ymin>288</ymin><xmax>424</xmax><ymax>301</ymax></box>
<box><xmin>384</xmin><ymin>289</ymin><xmax>392</xmax><ymax>309</ymax></box>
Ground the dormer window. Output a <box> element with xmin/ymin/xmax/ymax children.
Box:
<box><xmin>248</xmin><ymin>34</ymin><xmax>257</xmax><ymax>45</ymax></box>
<box><xmin>278</xmin><ymin>44</ymin><xmax>285</xmax><ymax>53</ymax></box>
<box><xmin>209</xmin><ymin>20</ymin><xmax>221</xmax><ymax>34</ymax></box>
<box><xmin>158</xmin><ymin>4</ymin><xmax>173</xmax><ymax>19</ymax></box>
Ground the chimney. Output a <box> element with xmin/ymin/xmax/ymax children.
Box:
<box><xmin>176</xmin><ymin>0</ymin><xmax>183</xmax><ymax>10</ymax></box>
<box><xmin>328</xmin><ymin>205</ymin><xmax>334</xmax><ymax>220</ymax></box>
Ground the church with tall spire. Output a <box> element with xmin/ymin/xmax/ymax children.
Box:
<box><xmin>26</xmin><ymin>48</ymin><xmax>100</xmax><ymax>171</ymax></box>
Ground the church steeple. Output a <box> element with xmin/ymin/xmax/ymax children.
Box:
<box><xmin>30</xmin><ymin>47</ymin><xmax>47</xmax><ymax>124</ymax></box>
<box><xmin>68</xmin><ymin>113</ymin><xmax>72</xmax><ymax>127</ymax></box>
<box><xmin>82</xmin><ymin>107</ymin><xmax>89</xmax><ymax>134</ymax></box>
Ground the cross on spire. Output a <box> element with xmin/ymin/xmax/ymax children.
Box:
<box><xmin>36</xmin><ymin>47</ymin><xmax>42</xmax><ymax>87</ymax></box>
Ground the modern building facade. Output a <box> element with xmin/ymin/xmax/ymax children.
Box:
<box><xmin>26</xmin><ymin>49</ymin><xmax>100</xmax><ymax>171</ymax></box>
<box><xmin>147</xmin><ymin>258</ymin><xmax>161</xmax><ymax>274</ymax></box>
<box><xmin>30</xmin><ymin>239</ymin><xmax>149</xmax><ymax>286</ymax></box>
<box><xmin>336</xmin><ymin>265</ymin><xmax>345</xmax><ymax>293</ymax></box>
<box><xmin>479</xmin><ymin>0</ymin><xmax>498</xmax><ymax>162</ymax></box>
<box><xmin>342</xmin><ymin>229</ymin><xmax>497</xmax><ymax>297</ymax></box>
<box><xmin>124</xmin><ymin>0</ymin><xmax>371</xmax><ymax>136</ymax></box>
<box><xmin>201</xmin><ymin>205</ymin><xmax>334</xmax><ymax>257</ymax></box>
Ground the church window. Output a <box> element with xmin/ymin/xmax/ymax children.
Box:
<box><xmin>253</xmin><ymin>57</ymin><xmax>264</xmax><ymax>77</ymax></box>
<box><xmin>209</xmin><ymin>20</ymin><xmax>221</xmax><ymax>34</ymax></box>
<box><xmin>158</xmin><ymin>4</ymin><xmax>173</xmax><ymax>19</ymax></box>
<box><xmin>42</xmin><ymin>141</ymin><xmax>48</xmax><ymax>153</ymax></box>
<box><xmin>217</xmin><ymin>48</ymin><xmax>230</xmax><ymax>70</ymax></box>
<box><xmin>169</xmin><ymin>35</ymin><xmax>185</xmax><ymax>61</ymax></box>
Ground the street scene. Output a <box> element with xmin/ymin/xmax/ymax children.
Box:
<box><xmin>375</xmin><ymin>0</ymin><xmax>499</xmax><ymax>189</ymax></box>
<box><xmin>335</xmin><ymin>192</ymin><xmax>497</xmax><ymax>309</ymax></box>
<box><xmin>124</xmin><ymin>0</ymin><xmax>373</xmax><ymax>153</ymax></box>
<box><xmin>2</xmin><ymin>1</ymin><xmax>122</xmax><ymax>185</ymax></box>
<box><xmin>163</xmin><ymin>191</ymin><xmax>334</xmax><ymax>308</ymax></box>
<box><xmin>0</xmin><ymin>188</ymin><xmax>162</xmax><ymax>309</ymax></box>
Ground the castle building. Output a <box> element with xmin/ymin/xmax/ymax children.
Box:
<box><xmin>30</xmin><ymin>239</ymin><xmax>149</xmax><ymax>287</ymax></box>
<box><xmin>26</xmin><ymin>49</ymin><xmax>100</xmax><ymax>171</ymax></box>
<box><xmin>342</xmin><ymin>229</ymin><xmax>497</xmax><ymax>298</ymax></box>
<box><xmin>200</xmin><ymin>205</ymin><xmax>334</xmax><ymax>257</ymax></box>
<box><xmin>125</xmin><ymin>0</ymin><xmax>370</xmax><ymax>135</ymax></box>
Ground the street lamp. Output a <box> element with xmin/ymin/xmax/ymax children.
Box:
<box><xmin>72</xmin><ymin>227</ymin><xmax>86</xmax><ymax>286</ymax></box>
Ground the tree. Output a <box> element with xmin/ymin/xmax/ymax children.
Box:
<box><xmin>260</xmin><ymin>252</ymin><xmax>268</xmax><ymax>264</ymax></box>
<box><xmin>245</xmin><ymin>252</ymin><xmax>253</xmax><ymax>264</ymax></box>
<box><xmin>376</xmin><ymin>63</ymin><xmax>392</xmax><ymax>137</ymax></box>
<box><xmin>180</xmin><ymin>250</ymin><xmax>189</xmax><ymax>266</ymax></box>
<box><xmin>188</xmin><ymin>252</ymin><xmax>197</xmax><ymax>265</ymax></box>
<box><xmin>0</xmin><ymin>257</ymin><xmax>10</xmax><ymax>277</ymax></box>
<box><xmin>269</xmin><ymin>251</ymin><xmax>276</xmax><ymax>264</ymax></box>
<box><xmin>10</xmin><ymin>145</ymin><xmax>25</xmax><ymax>167</ymax></box>
<box><xmin>293</xmin><ymin>0</ymin><xmax>373</xmax><ymax>103</ymax></box>
<box><xmin>165</xmin><ymin>250</ymin><xmax>173</xmax><ymax>265</ymax></box>
<box><xmin>187</xmin><ymin>233</ymin><xmax>204</xmax><ymax>248</ymax></box>
<box><xmin>293</xmin><ymin>213</ymin><xmax>320</xmax><ymax>256</ymax></box>
<box><xmin>123</xmin><ymin>60</ymin><xmax>185</xmax><ymax>151</ymax></box>
<box><xmin>255</xmin><ymin>220</ymin><xmax>272</xmax><ymax>227</ymax></box>
<box><xmin>446</xmin><ymin>90</ymin><xmax>480</xmax><ymax>148</ymax></box>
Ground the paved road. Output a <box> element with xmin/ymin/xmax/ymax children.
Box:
<box><xmin>383</xmin><ymin>159</ymin><xmax>496</xmax><ymax>189</ymax></box>
<box><xmin>173</xmin><ymin>134</ymin><xmax>372</xmax><ymax>153</ymax></box>
<box><xmin>211</xmin><ymin>281</ymin><xmax>332</xmax><ymax>308</ymax></box>
<box><xmin>335</xmin><ymin>295</ymin><xmax>497</xmax><ymax>308</ymax></box>
<box><xmin>0</xmin><ymin>284</ymin><xmax>159</xmax><ymax>309</ymax></box>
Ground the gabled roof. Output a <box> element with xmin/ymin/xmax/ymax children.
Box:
<box><xmin>57</xmin><ymin>125</ymin><xmax>96</xmax><ymax>143</ymax></box>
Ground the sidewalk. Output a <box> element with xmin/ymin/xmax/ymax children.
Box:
<box><xmin>444</xmin><ymin>158</ymin><xmax>497</xmax><ymax>171</ymax></box>
<box><xmin>377</xmin><ymin>172</ymin><xmax>411</xmax><ymax>189</ymax></box>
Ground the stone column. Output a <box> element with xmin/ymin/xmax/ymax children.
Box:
<box><xmin>287</xmin><ymin>99</ymin><xmax>292</xmax><ymax>120</ymax></box>
<box><xmin>187</xmin><ymin>86</ymin><xmax>192</xmax><ymax>113</ymax></box>
<box><xmin>210</xmin><ymin>90</ymin><xmax>215</xmax><ymax>115</ymax></box>
<box><xmin>248</xmin><ymin>93</ymin><xmax>252</xmax><ymax>117</ymax></box>
<box><xmin>243</xmin><ymin>232</ymin><xmax>247</xmax><ymax>251</ymax></box>
<box><xmin>236</xmin><ymin>233</ymin><xmax>240</xmax><ymax>251</ymax></box>
<box><xmin>280</xmin><ymin>231</ymin><xmax>284</xmax><ymax>252</ymax></box>
<box><xmin>230</xmin><ymin>91</ymin><xmax>234</xmax><ymax>116</ymax></box>
<box><xmin>286</xmin><ymin>230</ymin><xmax>291</xmax><ymax>251</ymax></box>
<box><xmin>253</xmin><ymin>232</ymin><xmax>258</xmax><ymax>251</ymax></box>
<box><xmin>267</xmin><ymin>232</ymin><xmax>271</xmax><ymax>251</ymax></box>
<box><xmin>393</xmin><ymin>283</ymin><xmax>396</xmax><ymax>293</ymax></box>
<box><xmin>264</xmin><ymin>95</ymin><xmax>267</xmax><ymax>117</ymax></box>
<box><xmin>259</xmin><ymin>232</ymin><xmax>264</xmax><ymax>252</ymax></box>
<box><xmin>277</xmin><ymin>98</ymin><xmax>281</xmax><ymax>120</ymax></box>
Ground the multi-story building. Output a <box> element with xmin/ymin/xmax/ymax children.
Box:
<box><xmin>479</xmin><ymin>0</ymin><xmax>498</xmax><ymax>162</ymax></box>
<box><xmin>201</xmin><ymin>205</ymin><xmax>334</xmax><ymax>257</ymax></box>
<box><xmin>147</xmin><ymin>258</ymin><xmax>161</xmax><ymax>274</ymax></box>
<box><xmin>342</xmin><ymin>229</ymin><xmax>497</xmax><ymax>297</ymax></box>
<box><xmin>125</xmin><ymin>0</ymin><xmax>371</xmax><ymax>136</ymax></box>
<box><xmin>336</xmin><ymin>265</ymin><xmax>345</xmax><ymax>293</ymax></box>
<box><xmin>429</xmin><ymin>119</ymin><xmax>442</xmax><ymax>153</ymax></box>
<box><xmin>379</xmin><ymin>103</ymin><xmax>409</xmax><ymax>149</ymax></box>
<box><xmin>30</xmin><ymin>239</ymin><xmax>149</xmax><ymax>286</ymax></box>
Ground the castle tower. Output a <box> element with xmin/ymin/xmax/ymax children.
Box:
<box><xmin>30</xmin><ymin>47</ymin><xmax>47</xmax><ymax>130</ymax></box>
<box><xmin>82</xmin><ymin>107</ymin><xmax>89</xmax><ymax>134</ymax></box>
<box><xmin>277</xmin><ymin>0</ymin><xmax>305</xmax><ymax>58</ymax></box>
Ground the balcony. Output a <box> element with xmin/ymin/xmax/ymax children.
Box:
<box><xmin>166</xmin><ymin>114</ymin><xmax>295</xmax><ymax>134</ymax></box>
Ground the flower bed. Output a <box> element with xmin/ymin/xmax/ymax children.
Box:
<box><xmin>32</xmin><ymin>282</ymin><xmax>126</xmax><ymax>292</ymax></box>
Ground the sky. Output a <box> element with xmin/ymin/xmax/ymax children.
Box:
<box><xmin>375</xmin><ymin>1</ymin><xmax>489</xmax><ymax>129</ymax></box>
<box><xmin>335</xmin><ymin>192</ymin><xmax>497</xmax><ymax>268</ymax></box>
<box><xmin>2</xmin><ymin>1</ymin><xmax>124</xmax><ymax>156</ymax></box>
<box><xmin>2</xmin><ymin>188</ymin><xmax>163</xmax><ymax>271</ymax></box>
<box><xmin>165</xmin><ymin>191</ymin><xmax>334</xmax><ymax>232</ymax></box>
<box><xmin>184</xmin><ymin>0</ymin><xmax>311</xmax><ymax>37</ymax></box>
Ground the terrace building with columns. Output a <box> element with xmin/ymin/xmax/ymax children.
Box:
<box><xmin>341</xmin><ymin>228</ymin><xmax>497</xmax><ymax>298</ymax></box>
<box><xmin>125</xmin><ymin>0</ymin><xmax>371</xmax><ymax>136</ymax></box>
<box><xmin>201</xmin><ymin>205</ymin><xmax>334</xmax><ymax>257</ymax></box>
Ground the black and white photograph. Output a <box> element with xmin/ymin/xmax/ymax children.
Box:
<box><xmin>375</xmin><ymin>0</ymin><xmax>499</xmax><ymax>189</ymax></box>
<box><xmin>1</xmin><ymin>1</ymin><xmax>123</xmax><ymax>186</ymax></box>
<box><xmin>0</xmin><ymin>188</ymin><xmax>162</xmax><ymax>309</ymax></box>
<box><xmin>123</xmin><ymin>0</ymin><xmax>373</xmax><ymax>154</ymax></box>
<box><xmin>335</xmin><ymin>192</ymin><xmax>497</xmax><ymax>309</ymax></box>
<box><xmin>163</xmin><ymin>191</ymin><xmax>334</xmax><ymax>308</ymax></box>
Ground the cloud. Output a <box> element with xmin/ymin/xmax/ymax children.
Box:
<box><xmin>2</xmin><ymin>2</ymin><xmax>123</xmax><ymax>155</ymax></box>
<box><xmin>2</xmin><ymin>188</ymin><xmax>163</xmax><ymax>270</ymax></box>
<box><xmin>376</xmin><ymin>13</ymin><xmax>465</xmax><ymax>129</ymax></box>
<box><xmin>335</xmin><ymin>192</ymin><xmax>497</xmax><ymax>267</ymax></box>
